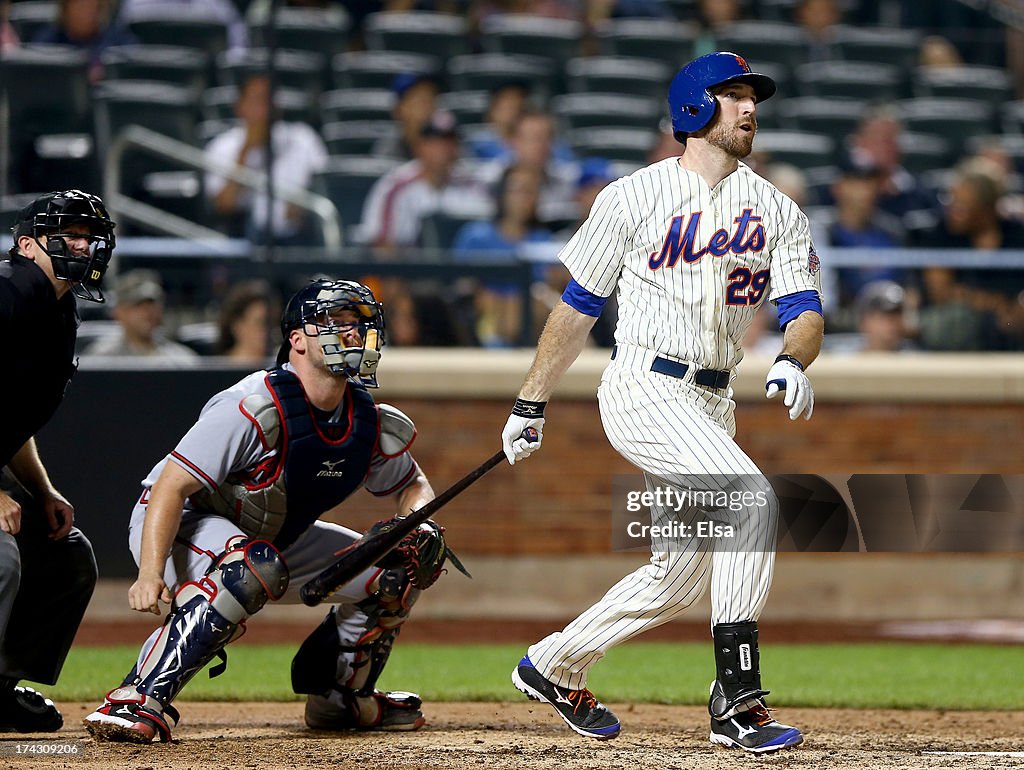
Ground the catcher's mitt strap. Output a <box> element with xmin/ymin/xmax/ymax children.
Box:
<box><xmin>378</xmin><ymin>404</ymin><xmax>416</xmax><ymax>457</ymax></box>
<box><xmin>445</xmin><ymin>545</ymin><xmax>471</xmax><ymax>578</ymax></box>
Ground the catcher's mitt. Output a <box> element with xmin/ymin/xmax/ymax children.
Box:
<box><xmin>372</xmin><ymin>519</ymin><xmax>471</xmax><ymax>589</ymax></box>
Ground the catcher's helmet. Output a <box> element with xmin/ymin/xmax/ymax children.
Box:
<box><xmin>278</xmin><ymin>278</ymin><xmax>386</xmax><ymax>387</ymax></box>
<box><xmin>667</xmin><ymin>52</ymin><xmax>776</xmax><ymax>142</ymax></box>
<box><xmin>12</xmin><ymin>189</ymin><xmax>116</xmax><ymax>303</ymax></box>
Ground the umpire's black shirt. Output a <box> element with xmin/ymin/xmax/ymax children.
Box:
<box><xmin>0</xmin><ymin>254</ymin><xmax>79</xmax><ymax>468</ymax></box>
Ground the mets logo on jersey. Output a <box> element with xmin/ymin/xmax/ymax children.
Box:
<box><xmin>649</xmin><ymin>208</ymin><xmax>766</xmax><ymax>270</ymax></box>
<box><xmin>807</xmin><ymin>245</ymin><xmax>820</xmax><ymax>275</ymax></box>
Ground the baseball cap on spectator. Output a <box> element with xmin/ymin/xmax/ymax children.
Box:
<box><xmin>855</xmin><ymin>280</ymin><xmax>904</xmax><ymax>316</ymax></box>
<box><xmin>578</xmin><ymin>157</ymin><xmax>615</xmax><ymax>189</ymax></box>
<box><xmin>114</xmin><ymin>269</ymin><xmax>164</xmax><ymax>305</ymax></box>
<box><xmin>392</xmin><ymin>72</ymin><xmax>438</xmax><ymax>98</ymax></box>
<box><xmin>420</xmin><ymin>109</ymin><xmax>458</xmax><ymax>139</ymax></box>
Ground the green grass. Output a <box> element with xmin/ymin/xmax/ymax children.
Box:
<box><xmin>51</xmin><ymin>643</ymin><xmax>1024</xmax><ymax>710</ymax></box>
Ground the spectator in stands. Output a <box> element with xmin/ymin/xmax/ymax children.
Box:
<box><xmin>478</xmin><ymin>109</ymin><xmax>578</xmax><ymax>226</ymax></box>
<box><xmin>854</xmin><ymin>281</ymin><xmax>915</xmax><ymax>353</ymax></box>
<box><xmin>373</xmin><ymin>72</ymin><xmax>441</xmax><ymax>161</ymax></box>
<box><xmin>1</xmin><ymin>1</ymin><xmax>19</xmax><ymax>50</ymax></box>
<box><xmin>826</xmin><ymin>155</ymin><xmax>905</xmax><ymax>307</ymax></box>
<box><xmin>84</xmin><ymin>270</ymin><xmax>199</xmax><ymax>361</ymax></box>
<box><xmin>849</xmin><ymin>106</ymin><xmax>941</xmax><ymax>240</ymax></box>
<box><xmin>118</xmin><ymin>0</ymin><xmax>247</xmax><ymax>50</ymax></box>
<box><xmin>32</xmin><ymin>0</ymin><xmax>137</xmax><ymax>82</ymax></box>
<box><xmin>467</xmin><ymin>81</ymin><xmax>529</xmax><ymax>161</ymax></box>
<box><xmin>205</xmin><ymin>73</ymin><xmax>328</xmax><ymax>244</ymax></box>
<box><xmin>917</xmin><ymin>161</ymin><xmax>1024</xmax><ymax>351</ymax></box>
<box><xmin>764</xmin><ymin>162</ymin><xmax>809</xmax><ymax>208</ymax></box>
<box><xmin>794</xmin><ymin>0</ymin><xmax>841</xmax><ymax>62</ymax></box>
<box><xmin>453</xmin><ymin>164</ymin><xmax>553</xmax><ymax>347</ymax></box>
<box><xmin>360</xmin><ymin>110</ymin><xmax>488</xmax><ymax>251</ymax></box>
<box><xmin>918</xmin><ymin>34</ymin><xmax>964</xmax><ymax>69</ymax></box>
<box><xmin>213</xmin><ymin>280</ymin><xmax>279</xmax><ymax>364</ymax></box>
<box><xmin>693</xmin><ymin>0</ymin><xmax>743</xmax><ymax>58</ymax></box>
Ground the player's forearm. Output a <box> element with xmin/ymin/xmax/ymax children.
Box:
<box><xmin>396</xmin><ymin>470</ymin><xmax>434</xmax><ymax>516</ymax></box>
<box><xmin>7</xmin><ymin>438</ymin><xmax>54</xmax><ymax>495</ymax></box>
<box><xmin>518</xmin><ymin>301</ymin><xmax>598</xmax><ymax>402</ymax></box>
<box><xmin>779</xmin><ymin>310</ymin><xmax>824</xmax><ymax>368</ymax></box>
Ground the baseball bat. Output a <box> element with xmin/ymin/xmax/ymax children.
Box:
<box><xmin>299</xmin><ymin>427</ymin><xmax>538</xmax><ymax>606</ymax></box>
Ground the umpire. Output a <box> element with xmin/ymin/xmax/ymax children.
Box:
<box><xmin>0</xmin><ymin>190</ymin><xmax>116</xmax><ymax>732</ymax></box>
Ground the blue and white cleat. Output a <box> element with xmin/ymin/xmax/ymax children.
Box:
<box><xmin>511</xmin><ymin>655</ymin><xmax>621</xmax><ymax>740</ymax></box>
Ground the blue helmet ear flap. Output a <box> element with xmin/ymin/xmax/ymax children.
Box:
<box><xmin>668</xmin><ymin>69</ymin><xmax>719</xmax><ymax>140</ymax></box>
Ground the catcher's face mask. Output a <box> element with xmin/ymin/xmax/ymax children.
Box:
<box><xmin>281</xmin><ymin>280</ymin><xmax>386</xmax><ymax>387</ymax></box>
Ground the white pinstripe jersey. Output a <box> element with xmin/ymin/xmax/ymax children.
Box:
<box><xmin>560</xmin><ymin>157</ymin><xmax>822</xmax><ymax>372</ymax></box>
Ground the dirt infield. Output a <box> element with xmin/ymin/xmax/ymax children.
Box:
<box><xmin>4</xmin><ymin>702</ymin><xmax>1021</xmax><ymax>770</ymax></box>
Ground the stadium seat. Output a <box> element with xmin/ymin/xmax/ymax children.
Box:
<box><xmin>1</xmin><ymin>45</ymin><xmax>94</xmax><ymax>191</ymax></box>
<box><xmin>437</xmin><ymin>91</ymin><xmax>491</xmax><ymax>127</ymax></box>
<box><xmin>795</xmin><ymin>61</ymin><xmax>904</xmax><ymax>101</ymax></box>
<box><xmin>777</xmin><ymin>97</ymin><xmax>866</xmax><ymax>142</ymax></box>
<box><xmin>479</xmin><ymin>15</ymin><xmax>584</xmax><ymax>64</ymax></box>
<box><xmin>364</xmin><ymin>11</ymin><xmax>468</xmax><ymax>60</ymax></box>
<box><xmin>1002</xmin><ymin>100</ymin><xmax>1024</xmax><ymax>134</ymax></box>
<box><xmin>898</xmin><ymin>132</ymin><xmax>953</xmax><ymax>175</ymax></box>
<box><xmin>596</xmin><ymin>18</ymin><xmax>698</xmax><ymax>67</ymax></box>
<box><xmin>898</xmin><ymin>98</ymin><xmax>997</xmax><ymax>156</ymax></box>
<box><xmin>752</xmin><ymin>129</ymin><xmax>835</xmax><ymax>169</ymax></box>
<box><xmin>247</xmin><ymin>6</ymin><xmax>351</xmax><ymax>61</ymax></box>
<box><xmin>552</xmin><ymin>93</ymin><xmax>664</xmax><ymax>131</ymax></box>
<box><xmin>94</xmin><ymin>79</ymin><xmax>198</xmax><ymax>145</ymax></box>
<box><xmin>101</xmin><ymin>45</ymin><xmax>210</xmax><ymax>94</ymax></box>
<box><xmin>216</xmin><ymin>49</ymin><xmax>326</xmax><ymax>103</ymax></box>
<box><xmin>447</xmin><ymin>54</ymin><xmax>554</xmax><ymax>99</ymax></box>
<box><xmin>6</xmin><ymin>1</ymin><xmax>57</xmax><ymax>42</ymax></box>
<box><xmin>320</xmin><ymin>89</ymin><xmax>395</xmax><ymax>124</ymax></box>
<box><xmin>332</xmin><ymin>51</ymin><xmax>439</xmax><ymax>90</ymax></box>
<box><xmin>313</xmin><ymin>157</ymin><xmax>402</xmax><ymax>242</ymax></box>
<box><xmin>322</xmin><ymin>121</ymin><xmax>397</xmax><ymax>156</ymax></box>
<box><xmin>126</xmin><ymin>6</ymin><xmax>229</xmax><ymax>61</ymax></box>
<box><xmin>567</xmin><ymin>128</ymin><xmax>655</xmax><ymax>164</ymax></box>
<box><xmin>715</xmin><ymin>22</ymin><xmax>810</xmax><ymax>70</ymax></box>
<box><xmin>834</xmin><ymin>26</ymin><xmax>921</xmax><ymax>71</ymax></box>
<box><xmin>914</xmin><ymin>65</ymin><xmax>1014</xmax><ymax>106</ymax></box>
<box><xmin>566</xmin><ymin>57</ymin><xmax>672</xmax><ymax>100</ymax></box>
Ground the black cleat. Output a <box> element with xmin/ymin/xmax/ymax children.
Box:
<box><xmin>511</xmin><ymin>655</ymin><xmax>620</xmax><ymax>740</ymax></box>
<box><xmin>0</xmin><ymin>686</ymin><xmax>63</xmax><ymax>733</ymax></box>
<box><xmin>708</xmin><ymin>681</ymin><xmax>803</xmax><ymax>753</ymax></box>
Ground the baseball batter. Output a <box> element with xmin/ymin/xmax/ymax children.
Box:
<box><xmin>84</xmin><ymin>279</ymin><xmax>453</xmax><ymax>743</ymax></box>
<box><xmin>501</xmin><ymin>53</ymin><xmax>824</xmax><ymax>753</ymax></box>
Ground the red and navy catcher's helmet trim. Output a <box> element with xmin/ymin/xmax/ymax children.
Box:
<box><xmin>668</xmin><ymin>52</ymin><xmax>776</xmax><ymax>141</ymax></box>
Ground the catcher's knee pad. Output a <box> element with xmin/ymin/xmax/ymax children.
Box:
<box><xmin>709</xmin><ymin>620</ymin><xmax>770</xmax><ymax>719</ymax></box>
<box><xmin>130</xmin><ymin>538</ymin><xmax>288</xmax><ymax>707</ymax></box>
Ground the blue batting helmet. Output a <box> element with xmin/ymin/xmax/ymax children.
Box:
<box><xmin>667</xmin><ymin>52</ymin><xmax>776</xmax><ymax>141</ymax></box>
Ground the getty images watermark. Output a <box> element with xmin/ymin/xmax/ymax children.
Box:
<box><xmin>614</xmin><ymin>475</ymin><xmax>777</xmax><ymax>552</ymax></box>
<box><xmin>611</xmin><ymin>474</ymin><xmax>1024</xmax><ymax>553</ymax></box>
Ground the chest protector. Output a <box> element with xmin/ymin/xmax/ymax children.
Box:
<box><xmin>192</xmin><ymin>368</ymin><xmax>379</xmax><ymax>550</ymax></box>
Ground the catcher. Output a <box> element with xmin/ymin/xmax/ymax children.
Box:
<box><xmin>84</xmin><ymin>278</ymin><xmax>456</xmax><ymax>743</ymax></box>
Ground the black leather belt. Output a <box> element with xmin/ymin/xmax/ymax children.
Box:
<box><xmin>611</xmin><ymin>346</ymin><xmax>730</xmax><ymax>390</ymax></box>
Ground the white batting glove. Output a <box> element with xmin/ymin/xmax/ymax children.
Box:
<box><xmin>502</xmin><ymin>399</ymin><xmax>546</xmax><ymax>464</ymax></box>
<box><xmin>765</xmin><ymin>357</ymin><xmax>814</xmax><ymax>421</ymax></box>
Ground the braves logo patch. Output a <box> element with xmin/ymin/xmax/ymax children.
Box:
<box><xmin>807</xmin><ymin>245</ymin><xmax>820</xmax><ymax>275</ymax></box>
